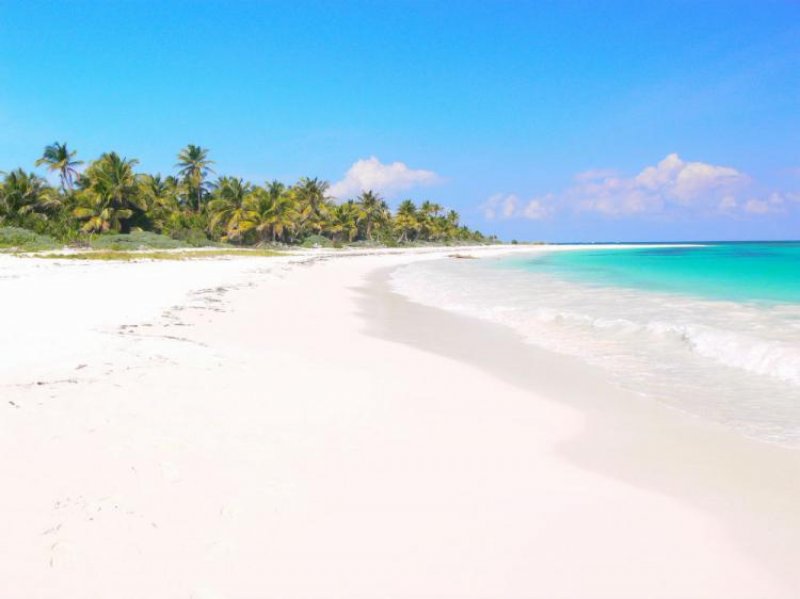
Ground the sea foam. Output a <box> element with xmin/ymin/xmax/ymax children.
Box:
<box><xmin>390</xmin><ymin>254</ymin><xmax>800</xmax><ymax>447</ymax></box>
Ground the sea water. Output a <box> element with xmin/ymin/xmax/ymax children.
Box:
<box><xmin>391</xmin><ymin>243</ymin><xmax>800</xmax><ymax>447</ymax></box>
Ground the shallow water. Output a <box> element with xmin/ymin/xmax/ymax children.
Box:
<box><xmin>391</xmin><ymin>244</ymin><xmax>800</xmax><ymax>447</ymax></box>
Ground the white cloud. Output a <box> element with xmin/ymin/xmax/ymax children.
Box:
<box><xmin>480</xmin><ymin>154</ymin><xmax>799</xmax><ymax>223</ymax></box>
<box><xmin>673</xmin><ymin>159</ymin><xmax>745</xmax><ymax>202</ymax></box>
<box><xmin>575</xmin><ymin>186</ymin><xmax>658</xmax><ymax>216</ymax></box>
<box><xmin>329</xmin><ymin>156</ymin><xmax>441</xmax><ymax>199</ymax></box>
<box><xmin>482</xmin><ymin>193</ymin><xmax>553</xmax><ymax>220</ymax></box>
<box><xmin>574</xmin><ymin>153</ymin><xmax>748</xmax><ymax>216</ymax></box>
<box><xmin>482</xmin><ymin>193</ymin><xmax>518</xmax><ymax>219</ymax></box>
<box><xmin>635</xmin><ymin>153</ymin><xmax>684</xmax><ymax>191</ymax></box>
<box><xmin>521</xmin><ymin>195</ymin><xmax>555</xmax><ymax>220</ymax></box>
<box><xmin>743</xmin><ymin>192</ymin><xmax>799</xmax><ymax>215</ymax></box>
<box><xmin>744</xmin><ymin>199</ymin><xmax>771</xmax><ymax>214</ymax></box>
<box><xmin>718</xmin><ymin>194</ymin><xmax>738</xmax><ymax>212</ymax></box>
<box><xmin>773</xmin><ymin>191</ymin><xmax>800</xmax><ymax>204</ymax></box>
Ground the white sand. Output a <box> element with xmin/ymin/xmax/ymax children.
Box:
<box><xmin>1</xmin><ymin>248</ymin><xmax>798</xmax><ymax>598</ymax></box>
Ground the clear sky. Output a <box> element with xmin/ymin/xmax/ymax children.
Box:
<box><xmin>1</xmin><ymin>1</ymin><xmax>798</xmax><ymax>241</ymax></box>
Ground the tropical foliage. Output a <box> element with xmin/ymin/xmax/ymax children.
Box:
<box><xmin>35</xmin><ymin>142</ymin><xmax>82</xmax><ymax>191</ymax></box>
<box><xmin>0</xmin><ymin>143</ymin><xmax>492</xmax><ymax>247</ymax></box>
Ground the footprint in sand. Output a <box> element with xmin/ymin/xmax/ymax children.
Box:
<box><xmin>48</xmin><ymin>540</ymin><xmax>81</xmax><ymax>570</ymax></box>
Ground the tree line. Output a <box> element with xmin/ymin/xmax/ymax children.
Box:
<box><xmin>0</xmin><ymin>142</ymin><xmax>492</xmax><ymax>246</ymax></box>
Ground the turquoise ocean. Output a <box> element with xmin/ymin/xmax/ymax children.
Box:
<box><xmin>391</xmin><ymin>243</ymin><xmax>800</xmax><ymax>447</ymax></box>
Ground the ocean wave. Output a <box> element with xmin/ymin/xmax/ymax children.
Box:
<box><xmin>507</xmin><ymin>308</ymin><xmax>800</xmax><ymax>387</ymax></box>
<box><xmin>390</xmin><ymin>257</ymin><xmax>800</xmax><ymax>446</ymax></box>
<box><xmin>647</xmin><ymin>322</ymin><xmax>800</xmax><ymax>386</ymax></box>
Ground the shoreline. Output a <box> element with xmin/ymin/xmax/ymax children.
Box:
<box><xmin>363</xmin><ymin>262</ymin><xmax>800</xmax><ymax>591</ymax></box>
<box><xmin>1</xmin><ymin>247</ymin><xmax>798</xmax><ymax>597</ymax></box>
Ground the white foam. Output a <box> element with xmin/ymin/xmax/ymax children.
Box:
<box><xmin>390</xmin><ymin>256</ymin><xmax>800</xmax><ymax>447</ymax></box>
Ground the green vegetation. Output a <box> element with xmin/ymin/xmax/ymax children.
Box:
<box><xmin>301</xmin><ymin>234</ymin><xmax>334</xmax><ymax>248</ymax></box>
<box><xmin>88</xmin><ymin>231</ymin><xmax>195</xmax><ymax>250</ymax></box>
<box><xmin>0</xmin><ymin>142</ymin><xmax>494</xmax><ymax>252</ymax></box>
<box><xmin>0</xmin><ymin>227</ymin><xmax>59</xmax><ymax>250</ymax></box>
<box><xmin>36</xmin><ymin>248</ymin><xmax>282</xmax><ymax>261</ymax></box>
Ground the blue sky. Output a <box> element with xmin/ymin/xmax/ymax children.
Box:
<box><xmin>1</xmin><ymin>1</ymin><xmax>799</xmax><ymax>241</ymax></box>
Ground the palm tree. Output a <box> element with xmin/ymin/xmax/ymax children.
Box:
<box><xmin>326</xmin><ymin>200</ymin><xmax>360</xmax><ymax>243</ymax></box>
<box><xmin>207</xmin><ymin>177</ymin><xmax>256</xmax><ymax>243</ymax></box>
<box><xmin>394</xmin><ymin>199</ymin><xmax>419</xmax><ymax>243</ymax></box>
<box><xmin>138</xmin><ymin>174</ymin><xmax>180</xmax><ymax>232</ymax></box>
<box><xmin>265</xmin><ymin>180</ymin><xmax>286</xmax><ymax>201</ymax></box>
<box><xmin>176</xmin><ymin>144</ymin><xmax>214</xmax><ymax>212</ymax></box>
<box><xmin>73</xmin><ymin>152</ymin><xmax>142</xmax><ymax>233</ymax></box>
<box><xmin>296</xmin><ymin>177</ymin><xmax>329</xmax><ymax>214</ymax></box>
<box><xmin>446</xmin><ymin>209</ymin><xmax>459</xmax><ymax>229</ymax></box>
<box><xmin>354</xmin><ymin>190</ymin><xmax>387</xmax><ymax>241</ymax></box>
<box><xmin>35</xmin><ymin>142</ymin><xmax>83</xmax><ymax>191</ymax></box>
<box><xmin>295</xmin><ymin>177</ymin><xmax>331</xmax><ymax>235</ymax></box>
<box><xmin>247</xmin><ymin>186</ymin><xmax>298</xmax><ymax>243</ymax></box>
<box><xmin>419</xmin><ymin>200</ymin><xmax>442</xmax><ymax>217</ymax></box>
<box><xmin>146</xmin><ymin>173</ymin><xmax>180</xmax><ymax>200</ymax></box>
<box><xmin>0</xmin><ymin>169</ymin><xmax>60</xmax><ymax>225</ymax></box>
<box><xmin>83</xmin><ymin>153</ymin><xmax>142</xmax><ymax>208</ymax></box>
<box><xmin>418</xmin><ymin>200</ymin><xmax>444</xmax><ymax>240</ymax></box>
<box><xmin>72</xmin><ymin>203</ymin><xmax>133</xmax><ymax>233</ymax></box>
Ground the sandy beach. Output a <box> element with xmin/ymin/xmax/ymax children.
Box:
<box><xmin>2</xmin><ymin>247</ymin><xmax>799</xmax><ymax>599</ymax></box>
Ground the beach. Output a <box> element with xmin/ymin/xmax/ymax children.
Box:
<box><xmin>2</xmin><ymin>247</ymin><xmax>799</xmax><ymax>598</ymax></box>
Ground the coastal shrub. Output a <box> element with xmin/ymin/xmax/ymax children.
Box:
<box><xmin>38</xmin><ymin>248</ymin><xmax>283</xmax><ymax>261</ymax></box>
<box><xmin>346</xmin><ymin>239</ymin><xmax>386</xmax><ymax>248</ymax></box>
<box><xmin>0</xmin><ymin>226</ymin><xmax>59</xmax><ymax>250</ymax></box>
<box><xmin>90</xmin><ymin>231</ymin><xmax>192</xmax><ymax>250</ymax></box>
<box><xmin>169</xmin><ymin>228</ymin><xmax>219</xmax><ymax>247</ymax></box>
<box><xmin>301</xmin><ymin>234</ymin><xmax>334</xmax><ymax>248</ymax></box>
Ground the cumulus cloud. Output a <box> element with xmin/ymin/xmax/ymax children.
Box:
<box><xmin>522</xmin><ymin>198</ymin><xmax>553</xmax><ymax>220</ymax></box>
<box><xmin>329</xmin><ymin>156</ymin><xmax>441</xmax><ymax>199</ymax></box>
<box><xmin>479</xmin><ymin>153</ymin><xmax>800</xmax><ymax>222</ymax></box>
<box><xmin>744</xmin><ymin>199</ymin><xmax>771</xmax><ymax>214</ymax></box>
<box><xmin>743</xmin><ymin>192</ymin><xmax>800</xmax><ymax>215</ymax></box>
<box><xmin>777</xmin><ymin>191</ymin><xmax>800</xmax><ymax>204</ymax></box>
<box><xmin>482</xmin><ymin>193</ymin><xmax>517</xmax><ymax>219</ymax></box>
<box><xmin>573</xmin><ymin>153</ymin><xmax>749</xmax><ymax>216</ymax></box>
<box><xmin>717</xmin><ymin>194</ymin><xmax>738</xmax><ymax>212</ymax></box>
<box><xmin>482</xmin><ymin>193</ymin><xmax>554</xmax><ymax>220</ymax></box>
